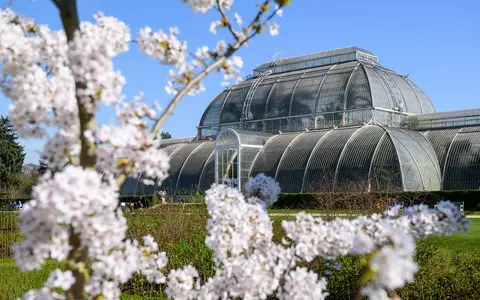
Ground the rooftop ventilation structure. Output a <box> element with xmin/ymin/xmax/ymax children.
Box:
<box><xmin>253</xmin><ymin>46</ymin><xmax>378</xmax><ymax>76</ymax></box>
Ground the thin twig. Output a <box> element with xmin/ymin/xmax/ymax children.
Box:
<box><xmin>216</xmin><ymin>0</ymin><xmax>239</xmax><ymax>41</ymax></box>
<box><xmin>3</xmin><ymin>0</ymin><xmax>14</xmax><ymax>9</ymax></box>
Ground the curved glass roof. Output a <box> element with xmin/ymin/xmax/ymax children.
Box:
<box><xmin>122</xmin><ymin>125</ymin><xmax>443</xmax><ymax>195</ymax></box>
<box><xmin>199</xmin><ymin>48</ymin><xmax>435</xmax><ymax>132</ymax></box>
<box><xmin>423</xmin><ymin>126</ymin><xmax>480</xmax><ymax>190</ymax></box>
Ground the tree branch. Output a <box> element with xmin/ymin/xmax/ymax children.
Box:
<box><xmin>216</xmin><ymin>0</ymin><xmax>239</xmax><ymax>41</ymax></box>
<box><xmin>51</xmin><ymin>0</ymin><xmax>95</xmax><ymax>298</ymax></box>
<box><xmin>150</xmin><ymin>0</ymin><xmax>278</xmax><ymax>136</ymax></box>
<box><xmin>3</xmin><ymin>0</ymin><xmax>14</xmax><ymax>9</ymax></box>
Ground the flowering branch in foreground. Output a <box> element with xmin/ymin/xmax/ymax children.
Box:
<box><xmin>1</xmin><ymin>0</ymin><xmax>286</xmax><ymax>299</ymax></box>
<box><xmin>0</xmin><ymin>0</ymin><xmax>470</xmax><ymax>299</ymax></box>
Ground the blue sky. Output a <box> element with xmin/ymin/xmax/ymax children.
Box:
<box><xmin>2</xmin><ymin>0</ymin><xmax>479</xmax><ymax>164</ymax></box>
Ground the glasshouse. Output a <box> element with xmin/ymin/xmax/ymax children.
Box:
<box><xmin>121</xmin><ymin>47</ymin><xmax>480</xmax><ymax>195</ymax></box>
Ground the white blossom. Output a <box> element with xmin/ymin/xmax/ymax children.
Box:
<box><xmin>269</xmin><ymin>22</ymin><xmax>280</xmax><ymax>36</ymax></box>
<box><xmin>361</xmin><ymin>286</ymin><xmax>391</xmax><ymax>300</ymax></box>
<box><xmin>234</xmin><ymin>13</ymin><xmax>242</xmax><ymax>25</ymax></box>
<box><xmin>138</xmin><ymin>26</ymin><xmax>187</xmax><ymax>65</ymax></box>
<box><xmin>185</xmin><ymin>0</ymin><xmax>215</xmax><ymax>13</ymax></box>
<box><xmin>278</xmin><ymin>267</ymin><xmax>328</xmax><ymax>300</ymax></box>
<box><xmin>45</xmin><ymin>269</ymin><xmax>75</xmax><ymax>291</ymax></box>
<box><xmin>276</xmin><ymin>5</ymin><xmax>284</xmax><ymax>17</ymax></box>
<box><xmin>165</xmin><ymin>266</ymin><xmax>200</xmax><ymax>300</ymax></box>
<box><xmin>209</xmin><ymin>21</ymin><xmax>219</xmax><ymax>34</ymax></box>
<box><xmin>245</xmin><ymin>173</ymin><xmax>281</xmax><ymax>208</ymax></box>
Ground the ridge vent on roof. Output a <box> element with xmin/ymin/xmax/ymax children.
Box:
<box><xmin>253</xmin><ymin>46</ymin><xmax>378</xmax><ymax>76</ymax></box>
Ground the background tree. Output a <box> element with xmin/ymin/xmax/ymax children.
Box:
<box><xmin>0</xmin><ymin>116</ymin><xmax>25</xmax><ymax>189</ymax></box>
<box><xmin>161</xmin><ymin>131</ymin><xmax>172</xmax><ymax>139</ymax></box>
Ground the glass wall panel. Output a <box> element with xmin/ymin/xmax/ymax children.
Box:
<box><xmin>199</xmin><ymin>91</ymin><xmax>229</xmax><ymax>127</ymax></box>
<box><xmin>119</xmin><ymin>176</ymin><xmax>138</xmax><ymax>196</ymax></box>
<box><xmin>335</xmin><ymin>126</ymin><xmax>385</xmax><ymax>191</ymax></box>
<box><xmin>235</xmin><ymin>130</ymin><xmax>272</xmax><ymax>146</ymax></box>
<box><xmin>240</xmin><ymin>147</ymin><xmax>262</xmax><ymax>190</ymax></box>
<box><xmin>217</xmin><ymin>130</ymin><xmax>237</xmax><ymax>146</ymax></box>
<box><xmin>390</xmin><ymin>75</ymin><xmax>418</xmax><ymax>113</ymax></box>
<box><xmin>250</xmin><ymin>133</ymin><xmax>299</xmax><ymax>178</ymax></box>
<box><xmin>276</xmin><ymin>130</ymin><xmax>330</xmax><ymax>192</ymax></box>
<box><xmin>423</xmin><ymin>129</ymin><xmax>460</xmax><ymax>174</ymax></box>
<box><xmin>316</xmin><ymin>62</ymin><xmax>358</xmax><ymax>115</ymax></box>
<box><xmin>266</xmin><ymin>78</ymin><xmax>299</xmax><ymax>118</ymax></box>
<box><xmin>404</xmin><ymin>77</ymin><xmax>435</xmax><ymax>114</ymax></box>
<box><xmin>315</xmin><ymin>112</ymin><xmax>343</xmax><ymax>129</ymax></box>
<box><xmin>370</xmin><ymin>134</ymin><xmax>403</xmax><ymax>191</ymax></box>
<box><xmin>135</xmin><ymin>176</ymin><xmax>156</xmax><ymax>195</ymax></box>
<box><xmin>345</xmin><ymin>109</ymin><xmax>373</xmax><ymax>126</ymax></box>
<box><xmin>159</xmin><ymin>143</ymin><xmax>202</xmax><ymax>194</ymax></box>
<box><xmin>247</xmin><ymin>82</ymin><xmax>274</xmax><ymax>120</ymax></box>
<box><xmin>399</xmin><ymin>128</ymin><xmax>441</xmax><ymax>189</ymax></box>
<box><xmin>387</xmin><ymin>128</ymin><xmax>441</xmax><ymax>191</ymax></box>
<box><xmin>443</xmin><ymin>127</ymin><xmax>480</xmax><ymax>190</ymax></box>
<box><xmin>345</xmin><ymin>66</ymin><xmax>371</xmax><ymax>110</ymax></box>
<box><xmin>176</xmin><ymin>142</ymin><xmax>215</xmax><ymax>194</ymax></box>
<box><xmin>303</xmin><ymin>127</ymin><xmax>358</xmax><ymax>192</ymax></box>
<box><xmin>291</xmin><ymin>70</ymin><xmax>328</xmax><ymax>116</ymax></box>
<box><xmin>363</xmin><ymin>66</ymin><xmax>393</xmax><ymax>109</ymax></box>
<box><xmin>198</xmin><ymin>152</ymin><xmax>215</xmax><ymax>191</ymax></box>
<box><xmin>220</xmin><ymin>86</ymin><xmax>250</xmax><ymax>123</ymax></box>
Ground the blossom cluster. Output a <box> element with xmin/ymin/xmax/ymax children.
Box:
<box><xmin>185</xmin><ymin>0</ymin><xmax>233</xmax><ymax>13</ymax></box>
<box><xmin>16</xmin><ymin>166</ymin><xmax>168</xmax><ymax>299</ymax></box>
<box><xmin>85</xmin><ymin>94</ymin><xmax>170</xmax><ymax>184</ymax></box>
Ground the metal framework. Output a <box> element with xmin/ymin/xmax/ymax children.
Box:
<box><xmin>120</xmin><ymin>47</ymin><xmax>480</xmax><ymax>196</ymax></box>
<box><xmin>242</xmin><ymin>70</ymin><xmax>272</xmax><ymax>122</ymax></box>
<box><xmin>198</xmin><ymin>56</ymin><xmax>433</xmax><ymax>138</ymax></box>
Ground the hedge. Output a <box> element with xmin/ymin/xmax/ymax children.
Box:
<box><xmin>4</xmin><ymin>190</ymin><xmax>478</xmax><ymax>210</ymax></box>
<box><xmin>273</xmin><ymin>190</ymin><xmax>480</xmax><ymax>210</ymax></box>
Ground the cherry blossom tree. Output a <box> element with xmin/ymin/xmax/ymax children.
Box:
<box><xmin>0</xmin><ymin>0</ymin><xmax>470</xmax><ymax>299</ymax></box>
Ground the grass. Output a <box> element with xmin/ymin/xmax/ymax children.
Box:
<box><xmin>0</xmin><ymin>258</ymin><xmax>168</xmax><ymax>300</ymax></box>
<box><xmin>425</xmin><ymin>218</ymin><xmax>480</xmax><ymax>253</ymax></box>
<box><xmin>1</xmin><ymin>206</ymin><xmax>480</xmax><ymax>299</ymax></box>
<box><xmin>0</xmin><ymin>259</ymin><xmax>62</xmax><ymax>299</ymax></box>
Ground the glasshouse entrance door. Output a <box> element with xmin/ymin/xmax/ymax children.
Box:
<box><xmin>216</xmin><ymin>147</ymin><xmax>239</xmax><ymax>188</ymax></box>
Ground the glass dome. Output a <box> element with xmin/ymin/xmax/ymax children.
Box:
<box><xmin>198</xmin><ymin>47</ymin><xmax>435</xmax><ymax>138</ymax></box>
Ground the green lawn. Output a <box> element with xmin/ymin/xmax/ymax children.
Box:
<box><xmin>0</xmin><ymin>259</ymin><xmax>62</xmax><ymax>298</ymax></box>
<box><xmin>0</xmin><ymin>215</ymin><xmax>478</xmax><ymax>298</ymax></box>
<box><xmin>425</xmin><ymin>218</ymin><xmax>480</xmax><ymax>253</ymax></box>
<box><xmin>0</xmin><ymin>259</ymin><xmax>167</xmax><ymax>299</ymax></box>
<box><xmin>465</xmin><ymin>210</ymin><xmax>480</xmax><ymax>215</ymax></box>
